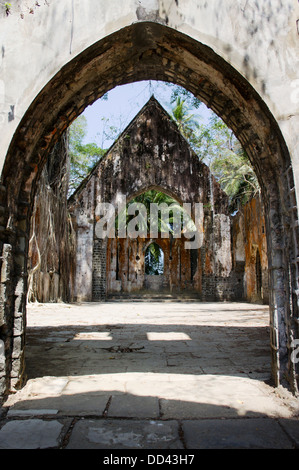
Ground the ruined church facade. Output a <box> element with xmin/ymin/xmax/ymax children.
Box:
<box><xmin>68</xmin><ymin>98</ymin><xmax>267</xmax><ymax>303</ymax></box>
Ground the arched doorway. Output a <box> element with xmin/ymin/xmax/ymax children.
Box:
<box><xmin>0</xmin><ymin>22</ymin><xmax>297</xmax><ymax>396</ymax></box>
<box><xmin>144</xmin><ymin>242</ymin><xmax>165</xmax><ymax>292</ymax></box>
<box><xmin>104</xmin><ymin>181</ymin><xmax>204</xmax><ymax>299</ymax></box>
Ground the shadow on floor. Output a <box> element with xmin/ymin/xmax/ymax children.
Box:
<box><xmin>1</xmin><ymin>390</ymin><xmax>298</xmax><ymax>449</ymax></box>
<box><xmin>24</xmin><ymin>322</ymin><xmax>271</xmax><ymax>381</ymax></box>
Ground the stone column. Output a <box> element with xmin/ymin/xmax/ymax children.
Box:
<box><xmin>92</xmin><ymin>238</ymin><xmax>107</xmax><ymax>301</ymax></box>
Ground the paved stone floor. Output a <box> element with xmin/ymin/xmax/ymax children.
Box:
<box><xmin>0</xmin><ymin>301</ymin><xmax>298</xmax><ymax>449</ymax></box>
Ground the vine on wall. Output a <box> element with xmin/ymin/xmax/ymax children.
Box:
<box><xmin>28</xmin><ymin>133</ymin><xmax>76</xmax><ymax>303</ymax></box>
<box><xmin>1</xmin><ymin>1</ymin><xmax>50</xmax><ymax>18</ymax></box>
<box><xmin>1</xmin><ymin>2</ymin><xmax>11</xmax><ymax>15</ymax></box>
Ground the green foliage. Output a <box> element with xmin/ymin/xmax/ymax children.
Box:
<box><xmin>131</xmin><ymin>190</ymin><xmax>182</xmax><ymax>234</ymax></box>
<box><xmin>210</xmin><ymin>144</ymin><xmax>259</xmax><ymax>211</ymax></box>
<box><xmin>116</xmin><ymin>190</ymin><xmax>178</xmax><ymax>236</ymax></box>
<box><xmin>68</xmin><ymin>115</ymin><xmax>105</xmax><ymax>195</ymax></box>
<box><xmin>171</xmin><ymin>97</ymin><xmax>201</xmax><ymax>155</ymax></box>
<box><xmin>196</xmin><ymin>114</ymin><xmax>259</xmax><ymax>211</ymax></box>
<box><xmin>170</xmin><ymin>97</ymin><xmax>260</xmax><ymax>212</ymax></box>
<box><xmin>116</xmin><ymin>189</ymin><xmax>196</xmax><ymax>237</ymax></box>
<box><xmin>99</xmin><ymin>116</ymin><xmax>119</xmax><ymax>148</ymax></box>
<box><xmin>167</xmin><ymin>84</ymin><xmax>202</xmax><ymax>109</ymax></box>
<box><xmin>1</xmin><ymin>2</ymin><xmax>11</xmax><ymax>15</ymax></box>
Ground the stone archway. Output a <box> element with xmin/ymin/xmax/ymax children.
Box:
<box><xmin>0</xmin><ymin>22</ymin><xmax>298</xmax><ymax>397</ymax></box>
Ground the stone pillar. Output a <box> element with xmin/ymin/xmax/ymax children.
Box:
<box><xmin>0</xmin><ymin>240</ymin><xmax>27</xmax><ymax>398</ymax></box>
<box><xmin>0</xmin><ymin>243</ymin><xmax>14</xmax><ymax>399</ymax></box>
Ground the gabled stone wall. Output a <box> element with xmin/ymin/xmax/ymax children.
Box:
<box><xmin>69</xmin><ymin>98</ymin><xmax>235</xmax><ymax>302</ymax></box>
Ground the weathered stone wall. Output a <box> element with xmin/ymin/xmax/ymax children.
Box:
<box><xmin>0</xmin><ymin>244</ymin><xmax>15</xmax><ymax>396</ymax></box>
<box><xmin>27</xmin><ymin>135</ymin><xmax>76</xmax><ymax>304</ymax></box>
<box><xmin>69</xmin><ymin>101</ymin><xmax>272</xmax><ymax>305</ymax></box>
<box><xmin>92</xmin><ymin>239</ymin><xmax>107</xmax><ymax>301</ymax></box>
<box><xmin>107</xmin><ymin>234</ymin><xmax>201</xmax><ymax>297</ymax></box>
<box><xmin>201</xmin><ymin>213</ymin><xmax>235</xmax><ymax>301</ymax></box>
<box><xmin>69</xmin><ymin>98</ymin><xmax>231</xmax><ymax>302</ymax></box>
<box><xmin>81</xmin><ymin>97</ymin><xmax>227</xmax><ymax>213</ymax></box>
<box><xmin>232</xmin><ymin>195</ymin><xmax>269</xmax><ymax>304</ymax></box>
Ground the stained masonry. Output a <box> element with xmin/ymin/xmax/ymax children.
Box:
<box><xmin>68</xmin><ymin>97</ymin><xmax>268</xmax><ymax>303</ymax></box>
<box><xmin>0</xmin><ymin>99</ymin><xmax>270</xmax><ymax>401</ymax></box>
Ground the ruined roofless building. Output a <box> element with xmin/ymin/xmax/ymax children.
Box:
<box><xmin>0</xmin><ymin>1</ymin><xmax>296</xmax><ymax>397</ymax></box>
<box><xmin>68</xmin><ymin>97</ymin><xmax>265</xmax><ymax>302</ymax></box>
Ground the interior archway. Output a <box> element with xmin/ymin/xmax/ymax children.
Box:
<box><xmin>0</xmin><ymin>22</ymin><xmax>297</xmax><ymax>394</ymax></box>
<box><xmin>106</xmin><ymin>186</ymin><xmax>201</xmax><ymax>298</ymax></box>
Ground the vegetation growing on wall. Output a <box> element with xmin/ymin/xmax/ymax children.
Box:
<box><xmin>1</xmin><ymin>2</ymin><xmax>11</xmax><ymax>15</ymax></box>
<box><xmin>1</xmin><ymin>1</ymin><xmax>50</xmax><ymax>18</ymax></box>
<box><xmin>68</xmin><ymin>115</ymin><xmax>105</xmax><ymax>195</ymax></box>
<box><xmin>28</xmin><ymin>135</ymin><xmax>76</xmax><ymax>302</ymax></box>
<box><xmin>169</xmin><ymin>86</ymin><xmax>260</xmax><ymax>211</ymax></box>
<box><xmin>115</xmin><ymin>189</ymin><xmax>196</xmax><ymax>238</ymax></box>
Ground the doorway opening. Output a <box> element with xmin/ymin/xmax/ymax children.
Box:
<box><xmin>256</xmin><ymin>250</ymin><xmax>262</xmax><ymax>301</ymax></box>
<box><xmin>145</xmin><ymin>243</ymin><xmax>164</xmax><ymax>276</ymax></box>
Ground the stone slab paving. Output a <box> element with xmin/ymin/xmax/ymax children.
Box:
<box><xmin>0</xmin><ymin>416</ymin><xmax>297</xmax><ymax>449</ymax></box>
<box><xmin>0</xmin><ymin>301</ymin><xmax>298</xmax><ymax>449</ymax></box>
<box><xmin>182</xmin><ymin>418</ymin><xmax>295</xmax><ymax>449</ymax></box>
<box><xmin>66</xmin><ymin>419</ymin><xmax>184</xmax><ymax>449</ymax></box>
<box><xmin>108</xmin><ymin>395</ymin><xmax>160</xmax><ymax>418</ymax></box>
<box><xmin>0</xmin><ymin>418</ymin><xmax>68</xmax><ymax>449</ymax></box>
